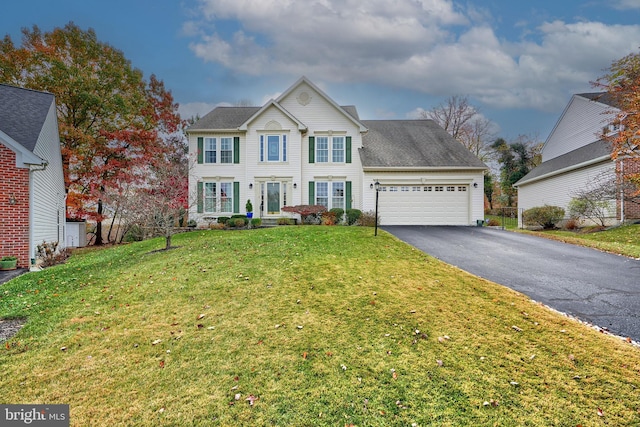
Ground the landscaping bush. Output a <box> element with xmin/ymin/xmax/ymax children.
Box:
<box><xmin>217</xmin><ymin>216</ymin><xmax>230</xmax><ymax>225</ymax></box>
<box><xmin>523</xmin><ymin>205</ymin><xmax>565</xmax><ymax>229</ymax></box>
<box><xmin>486</xmin><ymin>218</ymin><xmax>500</xmax><ymax>226</ymax></box>
<box><xmin>321</xmin><ymin>211</ymin><xmax>337</xmax><ymax>225</ymax></box>
<box><xmin>357</xmin><ymin>210</ymin><xmax>379</xmax><ymax>227</ymax></box>
<box><xmin>123</xmin><ymin>224</ymin><xmax>145</xmax><ymax>242</ymax></box>
<box><xmin>329</xmin><ymin>208</ymin><xmax>344</xmax><ymax>224</ymax></box>
<box><xmin>346</xmin><ymin>209</ymin><xmax>362</xmax><ymax>225</ymax></box>
<box><xmin>277</xmin><ymin>217</ymin><xmax>295</xmax><ymax>225</ymax></box>
<box><xmin>282</xmin><ymin>205</ymin><xmax>326</xmax><ymax>225</ymax></box>
<box><xmin>250</xmin><ymin>218</ymin><xmax>262</xmax><ymax>227</ymax></box>
<box><xmin>230</xmin><ymin>215</ymin><xmax>249</xmax><ymax>226</ymax></box>
<box><xmin>36</xmin><ymin>241</ymin><xmax>71</xmax><ymax>267</ymax></box>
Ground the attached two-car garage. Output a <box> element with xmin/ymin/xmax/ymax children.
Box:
<box><xmin>377</xmin><ymin>184</ymin><xmax>471</xmax><ymax>225</ymax></box>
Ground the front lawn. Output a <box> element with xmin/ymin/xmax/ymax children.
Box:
<box><xmin>525</xmin><ymin>224</ymin><xmax>640</xmax><ymax>258</ymax></box>
<box><xmin>1</xmin><ymin>227</ymin><xmax>639</xmax><ymax>426</ymax></box>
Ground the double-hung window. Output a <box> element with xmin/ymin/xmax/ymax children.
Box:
<box><xmin>202</xmin><ymin>181</ymin><xmax>233</xmax><ymax>213</ymax></box>
<box><xmin>315</xmin><ymin>181</ymin><xmax>345</xmax><ymax>210</ymax></box>
<box><xmin>260</xmin><ymin>134</ymin><xmax>287</xmax><ymax>162</ymax></box>
<box><xmin>316</xmin><ymin>136</ymin><xmax>345</xmax><ymax>163</ymax></box>
<box><xmin>202</xmin><ymin>137</ymin><xmax>235</xmax><ymax>164</ymax></box>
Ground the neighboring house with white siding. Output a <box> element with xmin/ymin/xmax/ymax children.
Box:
<box><xmin>188</xmin><ymin>77</ymin><xmax>487</xmax><ymax>226</ymax></box>
<box><xmin>514</xmin><ymin>93</ymin><xmax>639</xmax><ymax>225</ymax></box>
<box><xmin>0</xmin><ymin>84</ymin><xmax>66</xmax><ymax>268</ymax></box>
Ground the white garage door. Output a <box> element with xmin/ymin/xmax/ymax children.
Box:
<box><xmin>378</xmin><ymin>185</ymin><xmax>470</xmax><ymax>225</ymax></box>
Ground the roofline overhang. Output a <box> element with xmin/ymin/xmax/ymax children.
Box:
<box><xmin>186</xmin><ymin>128</ymin><xmax>245</xmax><ymax>134</ymax></box>
<box><xmin>362</xmin><ymin>165</ymin><xmax>488</xmax><ymax>172</ymax></box>
<box><xmin>238</xmin><ymin>100</ymin><xmax>308</xmax><ymax>132</ymax></box>
<box><xmin>0</xmin><ymin>129</ymin><xmax>46</xmax><ymax>167</ymax></box>
<box><xmin>513</xmin><ymin>155</ymin><xmax>612</xmax><ymax>188</ymax></box>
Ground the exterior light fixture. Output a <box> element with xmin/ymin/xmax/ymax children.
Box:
<box><xmin>293</xmin><ymin>183</ymin><xmax>297</xmax><ymax>189</ymax></box>
<box><xmin>473</xmin><ymin>182</ymin><xmax>478</xmax><ymax>188</ymax></box>
<box><xmin>249</xmin><ymin>183</ymin><xmax>253</xmax><ymax>189</ymax></box>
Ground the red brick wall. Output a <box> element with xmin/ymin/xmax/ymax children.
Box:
<box><xmin>0</xmin><ymin>144</ymin><xmax>31</xmax><ymax>268</ymax></box>
<box><xmin>616</xmin><ymin>158</ymin><xmax>640</xmax><ymax>221</ymax></box>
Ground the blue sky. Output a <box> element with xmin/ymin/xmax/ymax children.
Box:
<box><xmin>2</xmin><ymin>0</ymin><xmax>640</xmax><ymax>141</ymax></box>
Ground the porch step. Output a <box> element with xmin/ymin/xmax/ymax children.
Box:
<box><xmin>257</xmin><ymin>217</ymin><xmax>298</xmax><ymax>227</ymax></box>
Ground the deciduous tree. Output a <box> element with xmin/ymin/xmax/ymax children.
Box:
<box><xmin>421</xmin><ymin>95</ymin><xmax>496</xmax><ymax>160</ymax></box>
<box><xmin>492</xmin><ymin>136</ymin><xmax>542</xmax><ymax>207</ymax></box>
<box><xmin>594</xmin><ymin>50</ymin><xmax>640</xmax><ymax>196</ymax></box>
<box><xmin>0</xmin><ymin>22</ymin><xmax>183</xmax><ymax>244</ymax></box>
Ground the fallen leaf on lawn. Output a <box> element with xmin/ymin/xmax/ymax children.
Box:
<box><xmin>246</xmin><ymin>395</ymin><xmax>259</xmax><ymax>406</ymax></box>
<box><xmin>341</xmin><ymin>364</ymin><xmax>347</xmax><ymax>371</ymax></box>
<box><xmin>302</xmin><ymin>352</ymin><xmax>308</xmax><ymax>359</ymax></box>
<box><xmin>158</xmin><ymin>407</ymin><xmax>165</xmax><ymax>413</ymax></box>
<box><xmin>231</xmin><ymin>385</ymin><xmax>238</xmax><ymax>390</ymax></box>
<box><xmin>392</xmin><ymin>371</ymin><xmax>398</xmax><ymax>379</ymax></box>
<box><xmin>196</xmin><ymin>324</ymin><xmax>204</xmax><ymax>329</ymax></box>
<box><xmin>326</xmin><ymin>352</ymin><xmax>333</xmax><ymax>357</ymax></box>
<box><xmin>510</xmin><ymin>381</ymin><xmax>519</xmax><ymax>386</ymax></box>
<box><xmin>597</xmin><ymin>408</ymin><xmax>604</xmax><ymax>417</ymax></box>
<box><xmin>410</xmin><ymin>310</ymin><xmax>416</xmax><ymax>313</ymax></box>
<box><xmin>234</xmin><ymin>393</ymin><xmax>241</xmax><ymax>401</ymax></box>
<box><xmin>60</xmin><ymin>346</ymin><xmax>67</xmax><ymax>351</ymax></box>
<box><xmin>256</xmin><ymin>340</ymin><xmax>263</xmax><ymax>345</ymax></box>
<box><xmin>297</xmin><ymin>325</ymin><xmax>303</xmax><ymax>329</ymax></box>
<box><xmin>530</xmin><ymin>354</ymin><xmax>536</xmax><ymax>360</ymax></box>
<box><xmin>627</xmin><ymin>337</ymin><xmax>632</xmax><ymax>343</ymax></box>
<box><xmin>152</xmin><ymin>339</ymin><xmax>162</xmax><ymax>345</ymax></box>
<box><xmin>159</xmin><ymin>360</ymin><xmax>165</xmax><ymax>368</ymax></box>
<box><xmin>197</xmin><ymin>313</ymin><xmax>206</xmax><ymax>320</ymax></box>
<box><xmin>512</xmin><ymin>325</ymin><xmax>522</xmax><ymax>332</ymax></box>
<box><xmin>568</xmin><ymin>354</ymin><xmax>575</xmax><ymax>361</ymax></box>
<box><xmin>234</xmin><ymin>376</ymin><xmax>239</xmax><ymax>381</ymax></box>
<box><xmin>436</xmin><ymin>359</ymin><xmax>443</xmax><ymax>367</ymax></box>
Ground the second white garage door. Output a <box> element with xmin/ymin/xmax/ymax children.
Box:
<box><xmin>378</xmin><ymin>184</ymin><xmax>470</xmax><ymax>225</ymax></box>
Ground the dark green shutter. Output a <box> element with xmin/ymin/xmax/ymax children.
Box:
<box><xmin>197</xmin><ymin>182</ymin><xmax>203</xmax><ymax>213</ymax></box>
<box><xmin>308</xmin><ymin>181</ymin><xmax>315</xmax><ymax>204</ymax></box>
<box><xmin>346</xmin><ymin>181</ymin><xmax>352</xmax><ymax>210</ymax></box>
<box><xmin>308</xmin><ymin>137</ymin><xmax>315</xmax><ymax>163</ymax></box>
<box><xmin>233</xmin><ymin>137</ymin><xmax>240</xmax><ymax>164</ymax></box>
<box><xmin>233</xmin><ymin>182</ymin><xmax>240</xmax><ymax>213</ymax></box>
<box><xmin>197</xmin><ymin>137</ymin><xmax>204</xmax><ymax>164</ymax></box>
<box><xmin>346</xmin><ymin>136</ymin><xmax>352</xmax><ymax>163</ymax></box>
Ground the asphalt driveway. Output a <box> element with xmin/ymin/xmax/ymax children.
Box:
<box><xmin>383</xmin><ymin>226</ymin><xmax>640</xmax><ymax>342</ymax></box>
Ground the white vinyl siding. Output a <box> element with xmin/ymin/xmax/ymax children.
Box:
<box><xmin>32</xmin><ymin>101</ymin><xmax>67</xmax><ymax>253</ymax></box>
<box><xmin>517</xmin><ymin>161</ymin><xmax>616</xmax><ymax>216</ymax></box>
<box><xmin>543</xmin><ymin>95</ymin><xmax>618</xmax><ymax>162</ymax></box>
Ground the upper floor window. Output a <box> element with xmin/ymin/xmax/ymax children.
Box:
<box><xmin>260</xmin><ymin>134</ymin><xmax>287</xmax><ymax>162</ymax></box>
<box><xmin>198</xmin><ymin>137</ymin><xmax>238</xmax><ymax>164</ymax></box>
<box><xmin>204</xmin><ymin>137</ymin><xmax>233</xmax><ymax>164</ymax></box>
<box><xmin>316</xmin><ymin>136</ymin><xmax>345</xmax><ymax>163</ymax></box>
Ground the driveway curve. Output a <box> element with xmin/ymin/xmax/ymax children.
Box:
<box><xmin>383</xmin><ymin>226</ymin><xmax>640</xmax><ymax>342</ymax></box>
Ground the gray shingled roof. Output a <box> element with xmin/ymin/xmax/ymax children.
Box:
<box><xmin>0</xmin><ymin>84</ymin><xmax>54</xmax><ymax>151</ymax></box>
<box><xmin>359</xmin><ymin>120</ymin><xmax>487</xmax><ymax>168</ymax></box>
<box><xmin>188</xmin><ymin>106</ymin><xmax>261</xmax><ymax>130</ymax></box>
<box><xmin>514</xmin><ymin>139</ymin><xmax>612</xmax><ymax>186</ymax></box>
<box><xmin>577</xmin><ymin>92</ymin><xmax>620</xmax><ymax>109</ymax></box>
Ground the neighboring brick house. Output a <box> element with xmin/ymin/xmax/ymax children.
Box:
<box><xmin>0</xmin><ymin>84</ymin><xmax>66</xmax><ymax>268</ymax></box>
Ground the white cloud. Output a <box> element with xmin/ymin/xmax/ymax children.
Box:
<box><xmin>186</xmin><ymin>0</ymin><xmax>640</xmax><ymax>112</ymax></box>
<box><xmin>612</xmin><ymin>0</ymin><xmax>640</xmax><ymax>10</ymax></box>
<box><xmin>178</xmin><ymin>101</ymin><xmax>227</xmax><ymax>120</ymax></box>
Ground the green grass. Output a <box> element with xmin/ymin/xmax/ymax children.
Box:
<box><xmin>1</xmin><ymin>227</ymin><xmax>639</xmax><ymax>426</ymax></box>
<box><xmin>524</xmin><ymin>224</ymin><xmax>640</xmax><ymax>258</ymax></box>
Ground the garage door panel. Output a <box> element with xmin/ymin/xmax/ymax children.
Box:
<box><xmin>378</xmin><ymin>185</ymin><xmax>470</xmax><ymax>225</ymax></box>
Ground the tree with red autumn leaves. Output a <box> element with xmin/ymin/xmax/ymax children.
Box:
<box><xmin>594</xmin><ymin>50</ymin><xmax>640</xmax><ymax>197</ymax></box>
<box><xmin>0</xmin><ymin>22</ymin><xmax>184</xmax><ymax>244</ymax></box>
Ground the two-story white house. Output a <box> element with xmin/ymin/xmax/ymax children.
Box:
<box><xmin>187</xmin><ymin>77</ymin><xmax>487</xmax><ymax>226</ymax></box>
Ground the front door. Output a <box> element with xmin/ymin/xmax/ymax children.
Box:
<box><xmin>260</xmin><ymin>181</ymin><xmax>289</xmax><ymax>216</ymax></box>
<box><xmin>267</xmin><ymin>182</ymin><xmax>280</xmax><ymax>215</ymax></box>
